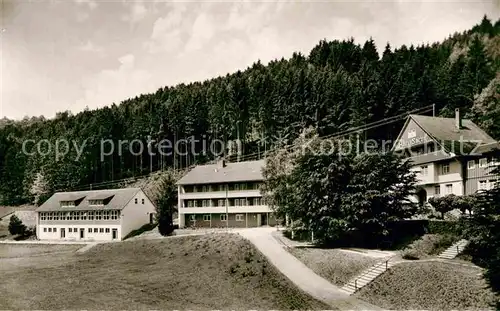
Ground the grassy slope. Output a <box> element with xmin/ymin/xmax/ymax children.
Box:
<box><xmin>289</xmin><ymin>247</ymin><xmax>379</xmax><ymax>286</ymax></box>
<box><xmin>0</xmin><ymin>234</ymin><xmax>329</xmax><ymax>310</ymax></box>
<box><xmin>401</xmin><ymin>234</ymin><xmax>459</xmax><ymax>260</ymax></box>
<box><xmin>356</xmin><ymin>261</ymin><xmax>497</xmax><ymax>310</ymax></box>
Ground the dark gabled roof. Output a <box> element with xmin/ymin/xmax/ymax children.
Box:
<box><xmin>473</xmin><ymin>142</ymin><xmax>500</xmax><ymax>155</ymax></box>
<box><xmin>176</xmin><ymin>160</ymin><xmax>265</xmax><ymax>185</ymax></box>
<box><xmin>86</xmin><ymin>193</ymin><xmax>115</xmax><ymax>201</ymax></box>
<box><xmin>410</xmin><ymin>114</ymin><xmax>496</xmax><ymax>145</ymax></box>
<box><xmin>36</xmin><ymin>188</ymin><xmax>141</xmax><ymax>212</ymax></box>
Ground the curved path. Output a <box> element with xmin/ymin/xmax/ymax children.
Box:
<box><xmin>238</xmin><ymin>227</ymin><xmax>382</xmax><ymax>310</ymax></box>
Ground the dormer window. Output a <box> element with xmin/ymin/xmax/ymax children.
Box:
<box><xmin>60</xmin><ymin>201</ymin><xmax>76</xmax><ymax>207</ymax></box>
<box><xmin>89</xmin><ymin>199</ymin><xmax>104</xmax><ymax>206</ymax></box>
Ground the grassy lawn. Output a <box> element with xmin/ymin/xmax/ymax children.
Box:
<box><xmin>356</xmin><ymin>261</ymin><xmax>497</xmax><ymax>310</ymax></box>
<box><xmin>0</xmin><ymin>223</ymin><xmax>10</xmax><ymax>240</ymax></box>
<box><xmin>289</xmin><ymin>247</ymin><xmax>379</xmax><ymax>286</ymax></box>
<box><xmin>0</xmin><ymin>234</ymin><xmax>329</xmax><ymax>310</ymax></box>
<box><xmin>0</xmin><ymin>244</ymin><xmax>83</xmax><ymax>258</ymax></box>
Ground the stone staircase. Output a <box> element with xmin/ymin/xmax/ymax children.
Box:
<box><xmin>341</xmin><ymin>257</ymin><xmax>396</xmax><ymax>295</ymax></box>
<box><xmin>437</xmin><ymin>239</ymin><xmax>469</xmax><ymax>260</ymax></box>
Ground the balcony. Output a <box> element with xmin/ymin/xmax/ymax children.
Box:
<box><xmin>179</xmin><ymin>189</ymin><xmax>262</xmax><ymax>200</ymax></box>
<box><xmin>178</xmin><ymin>205</ymin><xmax>271</xmax><ymax>214</ymax></box>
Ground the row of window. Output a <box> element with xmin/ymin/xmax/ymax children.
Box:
<box><xmin>432</xmin><ymin>180</ymin><xmax>498</xmax><ymax>196</ymax></box>
<box><xmin>39</xmin><ymin>210</ymin><xmax>120</xmax><ymax>221</ymax></box>
<box><xmin>434</xmin><ymin>184</ymin><xmax>454</xmax><ymax>196</ymax></box>
<box><xmin>43</xmin><ymin>227</ymin><xmax>112</xmax><ymax>233</ymax></box>
<box><xmin>420</xmin><ymin>163</ymin><xmax>451</xmax><ymax>176</ymax></box>
<box><xmin>134</xmin><ymin>198</ymin><xmax>145</xmax><ymax>204</ymax></box>
<box><xmin>60</xmin><ymin>201</ymin><xmax>76</xmax><ymax>207</ymax></box>
<box><xmin>421</xmin><ymin>158</ymin><xmax>500</xmax><ymax>177</ymax></box>
<box><xmin>184</xmin><ymin>182</ymin><xmax>261</xmax><ymax>193</ymax></box>
<box><xmin>88</xmin><ymin>199</ymin><xmax>104</xmax><ymax>206</ymax></box>
<box><xmin>189</xmin><ymin>214</ymin><xmax>245</xmax><ymax>222</ymax></box>
<box><xmin>184</xmin><ymin>198</ymin><xmax>266</xmax><ymax>208</ymax></box>
<box><xmin>468</xmin><ymin>158</ymin><xmax>499</xmax><ymax>170</ymax></box>
<box><xmin>478</xmin><ymin>179</ymin><xmax>498</xmax><ymax>191</ymax></box>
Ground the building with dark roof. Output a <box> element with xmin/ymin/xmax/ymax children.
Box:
<box><xmin>176</xmin><ymin>159</ymin><xmax>276</xmax><ymax>228</ymax></box>
<box><xmin>35</xmin><ymin>188</ymin><xmax>156</xmax><ymax>241</ymax></box>
<box><xmin>393</xmin><ymin>109</ymin><xmax>500</xmax><ymax>205</ymax></box>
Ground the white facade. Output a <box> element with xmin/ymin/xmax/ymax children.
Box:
<box><xmin>413</xmin><ymin>160</ymin><xmax>464</xmax><ymax>207</ymax></box>
<box><xmin>413</xmin><ymin>160</ymin><xmax>464</xmax><ymax>200</ymax></box>
<box><xmin>38</xmin><ymin>224</ymin><xmax>122</xmax><ymax>241</ymax></box>
<box><xmin>36</xmin><ymin>188</ymin><xmax>156</xmax><ymax>241</ymax></box>
<box><xmin>121</xmin><ymin>191</ymin><xmax>155</xmax><ymax>237</ymax></box>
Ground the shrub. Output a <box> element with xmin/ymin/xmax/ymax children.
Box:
<box><xmin>427</xmin><ymin>220</ymin><xmax>461</xmax><ymax>236</ymax></box>
<box><xmin>428</xmin><ymin>195</ymin><xmax>456</xmax><ymax>219</ymax></box>
<box><xmin>402</xmin><ymin>250</ymin><xmax>420</xmax><ymax>260</ymax></box>
<box><xmin>8</xmin><ymin>215</ymin><xmax>26</xmax><ymax>236</ymax></box>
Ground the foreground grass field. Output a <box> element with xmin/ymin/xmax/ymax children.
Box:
<box><xmin>289</xmin><ymin>247</ymin><xmax>379</xmax><ymax>286</ymax></box>
<box><xmin>356</xmin><ymin>261</ymin><xmax>497</xmax><ymax>310</ymax></box>
<box><xmin>0</xmin><ymin>243</ymin><xmax>83</xmax><ymax>258</ymax></box>
<box><xmin>0</xmin><ymin>234</ymin><xmax>329</xmax><ymax>310</ymax></box>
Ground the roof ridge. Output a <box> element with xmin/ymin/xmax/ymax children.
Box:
<box><xmin>410</xmin><ymin>114</ymin><xmax>473</xmax><ymax>121</ymax></box>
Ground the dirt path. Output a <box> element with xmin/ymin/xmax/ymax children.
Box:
<box><xmin>237</xmin><ymin>227</ymin><xmax>382</xmax><ymax>310</ymax></box>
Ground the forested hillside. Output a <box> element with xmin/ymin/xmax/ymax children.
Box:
<box><xmin>0</xmin><ymin>16</ymin><xmax>499</xmax><ymax>206</ymax></box>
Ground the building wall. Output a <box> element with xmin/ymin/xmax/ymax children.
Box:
<box><xmin>464</xmin><ymin>155</ymin><xmax>500</xmax><ymax>195</ymax></box>
<box><xmin>412</xmin><ymin>163</ymin><xmax>437</xmax><ymax>185</ymax></box>
<box><xmin>38</xmin><ymin>224</ymin><xmax>121</xmax><ymax>241</ymax></box>
<box><xmin>183</xmin><ymin>212</ymin><xmax>277</xmax><ymax>228</ymax></box>
<box><xmin>435</xmin><ymin>160</ymin><xmax>463</xmax><ymax>184</ymax></box>
<box><xmin>178</xmin><ymin>181</ymin><xmax>271</xmax><ymax>229</ymax></box>
<box><xmin>37</xmin><ymin>190</ymin><xmax>155</xmax><ymax>241</ymax></box>
<box><xmin>121</xmin><ymin>190</ymin><xmax>156</xmax><ymax>239</ymax></box>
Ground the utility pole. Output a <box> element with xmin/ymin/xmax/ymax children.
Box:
<box><xmin>148</xmin><ymin>135</ymin><xmax>153</xmax><ymax>174</ymax></box>
<box><xmin>236</xmin><ymin>120</ymin><xmax>241</xmax><ymax>162</ymax></box>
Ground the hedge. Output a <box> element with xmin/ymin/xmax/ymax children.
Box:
<box><xmin>427</xmin><ymin>220</ymin><xmax>462</xmax><ymax>236</ymax></box>
<box><xmin>282</xmin><ymin>219</ymin><xmax>463</xmax><ymax>248</ymax></box>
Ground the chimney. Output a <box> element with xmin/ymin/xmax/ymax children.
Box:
<box><xmin>455</xmin><ymin>108</ymin><xmax>462</xmax><ymax>130</ymax></box>
<box><xmin>218</xmin><ymin>157</ymin><xmax>226</xmax><ymax>168</ymax></box>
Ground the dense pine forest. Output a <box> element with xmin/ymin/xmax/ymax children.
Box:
<box><xmin>0</xmin><ymin>16</ymin><xmax>499</xmax><ymax>206</ymax></box>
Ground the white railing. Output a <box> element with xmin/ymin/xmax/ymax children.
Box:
<box><xmin>178</xmin><ymin>205</ymin><xmax>271</xmax><ymax>214</ymax></box>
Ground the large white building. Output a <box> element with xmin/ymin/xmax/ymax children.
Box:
<box><xmin>36</xmin><ymin>188</ymin><xmax>156</xmax><ymax>241</ymax></box>
<box><xmin>176</xmin><ymin>159</ymin><xmax>277</xmax><ymax>228</ymax></box>
<box><xmin>393</xmin><ymin>109</ymin><xmax>499</xmax><ymax>205</ymax></box>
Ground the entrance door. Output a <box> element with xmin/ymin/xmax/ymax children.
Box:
<box><xmin>79</xmin><ymin>228</ymin><xmax>84</xmax><ymax>239</ymax></box>
<box><xmin>112</xmin><ymin>229</ymin><xmax>118</xmax><ymax>240</ymax></box>
<box><xmin>257</xmin><ymin>214</ymin><xmax>261</xmax><ymax>226</ymax></box>
<box><xmin>60</xmin><ymin>228</ymin><xmax>65</xmax><ymax>238</ymax></box>
<box><xmin>261</xmin><ymin>213</ymin><xmax>268</xmax><ymax>226</ymax></box>
<box><xmin>417</xmin><ymin>188</ymin><xmax>427</xmax><ymax>206</ymax></box>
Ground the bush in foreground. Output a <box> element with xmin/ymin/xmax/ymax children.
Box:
<box><xmin>461</xmin><ymin>168</ymin><xmax>500</xmax><ymax>308</ymax></box>
<box><xmin>8</xmin><ymin>215</ymin><xmax>26</xmax><ymax>236</ymax></box>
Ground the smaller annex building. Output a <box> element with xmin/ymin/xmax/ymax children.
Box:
<box><xmin>36</xmin><ymin>188</ymin><xmax>155</xmax><ymax>241</ymax></box>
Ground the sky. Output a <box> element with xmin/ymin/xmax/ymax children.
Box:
<box><xmin>1</xmin><ymin>0</ymin><xmax>499</xmax><ymax>120</ymax></box>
